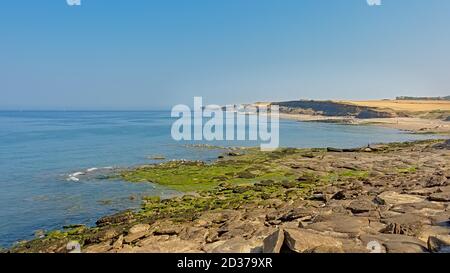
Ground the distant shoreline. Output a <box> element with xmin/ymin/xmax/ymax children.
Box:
<box><xmin>279</xmin><ymin>113</ymin><xmax>450</xmax><ymax>135</ymax></box>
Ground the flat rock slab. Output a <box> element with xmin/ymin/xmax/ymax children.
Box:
<box><xmin>360</xmin><ymin>234</ymin><xmax>428</xmax><ymax>253</ymax></box>
<box><xmin>377</xmin><ymin>191</ymin><xmax>425</xmax><ymax>206</ymax></box>
<box><xmin>283</xmin><ymin>228</ymin><xmax>343</xmax><ymax>253</ymax></box>
<box><xmin>306</xmin><ymin>215</ymin><xmax>372</xmax><ymax>237</ymax></box>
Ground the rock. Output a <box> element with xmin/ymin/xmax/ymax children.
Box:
<box><xmin>376</xmin><ymin>191</ymin><xmax>424</xmax><ymax>206</ymax></box>
<box><xmin>83</xmin><ymin>241</ymin><xmax>112</xmax><ymax>253</ymax></box>
<box><xmin>347</xmin><ymin>200</ymin><xmax>377</xmax><ymax>214</ymax></box>
<box><xmin>428</xmin><ymin>235</ymin><xmax>450</xmax><ymax>253</ymax></box>
<box><xmin>129</xmin><ymin>224</ymin><xmax>150</xmax><ymax>234</ymax></box>
<box><xmin>152</xmin><ymin>221</ymin><xmax>182</xmax><ymax>236</ymax></box>
<box><xmin>306</xmin><ymin>215</ymin><xmax>373</xmax><ymax>236</ymax></box>
<box><xmin>418</xmin><ymin>225</ymin><xmax>450</xmax><ymax>242</ymax></box>
<box><xmin>281</xmin><ymin>180</ymin><xmax>298</xmax><ymax>189</ymax></box>
<box><xmin>381</xmin><ymin>214</ymin><xmax>427</xmax><ymax>236</ymax></box>
<box><xmin>390</xmin><ymin>201</ymin><xmax>446</xmax><ymax>216</ymax></box>
<box><xmin>425</xmin><ymin>175</ymin><xmax>447</xmax><ymax>188</ymax></box>
<box><xmin>429</xmin><ymin>192</ymin><xmax>450</xmax><ymax>202</ymax></box>
<box><xmin>124</xmin><ymin>231</ymin><xmax>149</xmax><ymax>243</ymax></box>
<box><xmin>279</xmin><ymin>208</ymin><xmax>316</xmax><ymax>222</ymax></box>
<box><xmin>407</xmin><ymin>187</ymin><xmax>438</xmax><ymax>196</ymax></box>
<box><xmin>429</xmin><ymin>211</ymin><xmax>450</xmax><ymax>226</ymax></box>
<box><xmin>360</xmin><ymin>234</ymin><xmax>428</xmax><ymax>253</ymax></box>
<box><xmin>87</xmin><ymin>228</ymin><xmax>120</xmax><ymax>244</ymax></box>
<box><xmin>217</xmin><ymin>220</ymin><xmax>260</xmax><ymax>239</ymax></box>
<box><xmin>309</xmin><ymin>193</ymin><xmax>328</xmax><ymax>202</ymax></box>
<box><xmin>96</xmin><ymin>210</ymin><xmax>134</xmax><ymax>226</ymax></box>
<box><xmin>306</xmin><ymin>245</ymin><xmax>345</xmax><ymax>253</ymax></box>
<box><xmin>283</xmin><ymin>228</ymin><xmax>343</xmax><ymax>253</ymax></box>
<box><xmin>204</xmin><ymin>237</ymin><xmax>262</xmax><ymax>253</ymax></box>
<box><xmin>263</xmin><ymin>229</ymin><xmax>284</xmax><ymax>253</ymax></box>
<box><xmin>331</xmin><ymin>190</ymin><xmax>350</xmax><ymax>200</ymax></box>
<box><xmin>131</xmin><ymin>238</ymin><xmax>203</xmax><ymax>253</ymax></box>
<box><xmin>112</xmin><ymin>235</ymin><xmax>124</xmax><ymax>249</ymax></box>
<box><xmin>179</xmin><ymin>226</ymin><xmax>208</xmax><ymax>242</ymax></box>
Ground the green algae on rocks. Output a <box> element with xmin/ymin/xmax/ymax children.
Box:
<box><xmin>120</xmin><ymin>148</ymin><xmax>306</xmax><ymax>191</ymax></box>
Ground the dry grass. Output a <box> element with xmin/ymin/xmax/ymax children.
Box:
<box><xmin>339</xmin><ymin>100</ymin><xmax>450</xmax><ymax>113</ymax></box>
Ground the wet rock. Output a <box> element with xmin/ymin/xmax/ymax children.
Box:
<box><xmin>262</xmin><ymin>229</ymin><xmax>284</xmax><ymax>253</ymax></box>
<box><xmin>283</xmin><ymin>228</ymin><xmax>343</xmax><ymax>253</ymax></box>
<box><xmin>96</xmin><ymin>210</ymin><xmax>134</xmax><ymax>226</ymax></box>
<box><xmin>428</xmin><ymin>235</ymin><xmax>450</xmax><ymax>253</ymax></box>
<box><xmin>87</xmin><ymin>228</ymin><xmax>120</xmax><ymax>243</ymax></box>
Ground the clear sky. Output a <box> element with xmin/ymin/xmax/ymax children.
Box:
<box><xmin>1</xmin><ymin>0</ymin><xmax>449</xmax><ymax>110</ymax></box>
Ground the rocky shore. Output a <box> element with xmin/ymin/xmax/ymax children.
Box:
<box><xmin>8</xmin><ymin>139</ymin><xmax>450</xmax><ymax>253</ymax></box>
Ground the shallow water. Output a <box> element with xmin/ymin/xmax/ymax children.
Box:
<box><xmin>0</xmin><ymin>111</ymin><xmax>438</xmax><ymax>247</ymax></box>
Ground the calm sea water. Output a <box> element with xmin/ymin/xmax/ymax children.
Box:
<box><xmin>0</xmin><ymin>111</ymin><xmax>438</xmax><ymax>247</ymax></box>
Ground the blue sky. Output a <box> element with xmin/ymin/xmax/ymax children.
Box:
<box><xmin>1</xmin><ymin>0</ymin><xmax>449</xmax><ymax>110</ymax></box>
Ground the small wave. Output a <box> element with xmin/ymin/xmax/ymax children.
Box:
<box><xmin>66</xmin><ymin>166</ymin><xmax>115</xmax><ymax>182</ymax></box>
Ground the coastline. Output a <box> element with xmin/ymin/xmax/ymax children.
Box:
<box><xmin>279</xmin><ymin>113</ymin><xmax>450</xmax><ymax>135</ymax></box>
<box><xmin>8</xmin><ymin>139</ymin><xmax>450</xmax><ymax>253</ymax></box>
